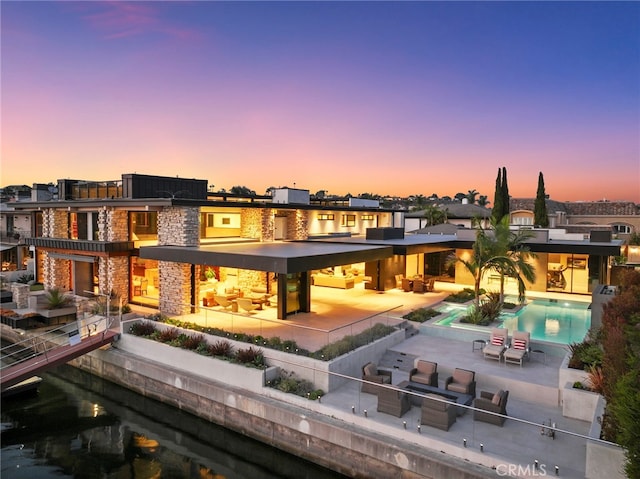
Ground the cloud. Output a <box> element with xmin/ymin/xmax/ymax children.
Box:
<box><xmin>79</xmin><ymin>1</ymin><xmax>199</xmax><ymax>41</ymax></box>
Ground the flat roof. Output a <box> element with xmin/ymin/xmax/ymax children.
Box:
<box><xmin>140</xmin><ymin>241</ymin><xmax>393</xmax><ymax>274</ymax></box>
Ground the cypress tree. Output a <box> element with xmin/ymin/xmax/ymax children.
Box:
<box><xmin>492</xmin><ymin>168</ymin><xmax>503</xmax><ymax>222</ymax></box>
<box><xmin>534</xmin><ymin>172</ymin><xmax>549</xmax><ymax>227</ymax></box>
<box><xmin>501</xmin><ymin>166</ymin><xmax>510</xmax><ymax>217</ymax></box>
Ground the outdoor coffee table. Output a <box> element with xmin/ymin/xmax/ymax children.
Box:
<box><xmin>397</xmin><ymin>380</ymin><xmax>474</xmax><ymax>415</ymax></box>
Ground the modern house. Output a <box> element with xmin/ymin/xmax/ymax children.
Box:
<box><xmin>9</xmin><ymin>173</ymin><xmax>626</xmax><ymax>321</ymax></box>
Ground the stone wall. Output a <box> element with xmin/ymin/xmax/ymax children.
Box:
<box><xmin>103</xmin><ymin>210</ymin><xmax>128</xmax><ymax>242</ymax></box>
<box><xmin>10</xmin><ymin>283</ymin><xmax>30</xmax><ymax>309</ymax></box>
<box><xmin>240</xmin><ymin>208</ymin><xmax>263</xmax><ymax>239</ymax></box>
<box><xmin>159</xmin><ymin>261</ymin><xmax>192</xmax><ymax>315</ymax></box>
<box><xmin>43</xmin><ymin>208</ymin><xmax>68</xmax><ymax>238</ymax></box>
<box><xmin>158</xmin><ymin>207</ymin><xmax>199</xmax><ymax>246</ymax></box>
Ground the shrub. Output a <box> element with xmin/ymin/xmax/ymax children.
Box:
<box><xmin>44</xmin><ymin>288</ymin><xmax>73</xmax><ymax>310</ymax></box>
<box><xmin>445</xmin><ymin>288</ymin><xmax>485</xmax><ymax>303</ymax></box>
<box><xmin>567</xmin><ymin>340</ymin><xmax>602</xmax><ymax>370</ymax></box>
<box><xmin>573</xmin><ymin>381</ymin><xmax>584</xmax><ymax>389</ymax></box>
<box><xmin>313</xmin><ymin>323</ymin><xmax>395</xmax><ymax>361</ymax></box>
<box><xmin>235</xmin><ymin>346</ymin><xmax>265</xmax><ymax>368</ymax></box>
<box><xmin>268</xmin><ymin>370</ymin><xmax>324</xmax><ymax>399</ymax></box>
<box><xmin>129</xmin><ymin>321</ymin><xmax>157</xmax><ymax>337</ymax></box>
<box><xmin>157</xmin><ymin>328</ymin><xmax>179</xmax><ymax>343</ymax></box>
<box><xmin>16</xmin><ymin>273</ymin><xmax>34</xmax><ymax>284</ymax></box>
<box><xmin>181</xmin><ymin>334</ymin><xmax>205</xmax><ymax>351</ymax></box>
<box><xmin>587</xmin><ymin>365</ymin><xmax>605</xmax><ymax>395</ymax></box>
<box><xmin>209</xmin><ymin>340</ymin><xmax>234</xmax><ymax>358</ymax></box>
<box><xmin>403</xmin><ymin>307</ymin><xmax>440</xmax><ymax>323</ymax></box>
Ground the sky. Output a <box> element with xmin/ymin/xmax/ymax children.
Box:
<box><xmin>1</xmin><ymin>1</ymin><xmax>639</xmax><ymax>203</ymax></box>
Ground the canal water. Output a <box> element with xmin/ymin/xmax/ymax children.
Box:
<box><xmin>1</xmin><ymin>364</ymin><xmax>348</xmax><ymax>479</ymax></box>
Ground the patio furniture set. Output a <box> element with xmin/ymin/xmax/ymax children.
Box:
<box><xmin>362</xmin><ymin>360</ymin><xmax>509</xmax><ymax>431</ymax></box>
<box><xmin>202</xmin><ymin>287</ymin><xmax>275</xmax><ymax>314</ymax></box>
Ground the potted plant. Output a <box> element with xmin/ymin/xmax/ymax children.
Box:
<box><xmin>205</xmin><ymin>267</ymin><xmax>217</xmax><ymax>283</ymax></box>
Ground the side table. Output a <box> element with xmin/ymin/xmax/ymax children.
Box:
<box><xmin>472</xmin><ymin>339</ymin><xmax>486</xmax><ymax>352</ymax></box>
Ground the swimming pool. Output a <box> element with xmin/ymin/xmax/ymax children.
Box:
<box><xmin>433</xmin><ymin>298</ymin><xmax>591</xmax><ymax>345</ymax></box>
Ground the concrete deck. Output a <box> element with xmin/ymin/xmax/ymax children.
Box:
<box><xmin>8</xmin><ymin>281</ymin><xmax>612</xmax><ymax>477</ymax></box>
<box><xmin>156</xmin><ymin>282</ymin><xmax>605</xmax><ymax>478</ymax></box>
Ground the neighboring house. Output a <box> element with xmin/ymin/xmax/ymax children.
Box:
<box><xmin>510</xmin><ymin>198</ymin><xmax>640</xmax><ymax>240</ymax></box>
<box><xmin>11</xmin><ymin>173</ymin><xmax>625</xmax><ymax>320</ymax></box>
<box><xmin>404</xmin><ymin>202</ymin><xmax>491</xmax><ymax>232</ymax></box>
<box><xmin>0</xmin><ymin>184</ymin><xmax>37</xmax><ymax>277</ymax></box>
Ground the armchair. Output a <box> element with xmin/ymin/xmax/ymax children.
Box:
<box><xmin>444</xmin><ymin>368</ymin><xmax>476</xmax><ymax>397</ymax></box>
<box><xmin>421</xmin><ymin>394</ymin><xmax>457</xmax><ymax>431</ymax></box>
<box><xmin>361</xmin><ymin>362</ymin><xmax>392</xmax><ymax>394</ymax></box>
<box><xmin>409</xmin><ymin>360</ymin><xmax>439</xmax><ymax>387</ymax></box>
<box><xmin>473</xmin><ymin>389</ymin><xmax>509</xmax><ymax>426</ymax></box>
<box><xmin>483</xmin><ymin>328</ymin><xmax>508</xmax><ymax>362</ymax></box>
<box><xmin>503</xmin><ymin>331</ymin><xmax>530</xmax><ymax>366</ymax></box>
<box><xmin>377</xmin><ymin>387</ymin><xmax>411</xmax><ymax>418</ymax></box>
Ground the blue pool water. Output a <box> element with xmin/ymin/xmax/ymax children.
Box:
<box><xmin>433</xmin><ymin>298</ymin><xmax>591</xmax><ymax>345</ymax></box>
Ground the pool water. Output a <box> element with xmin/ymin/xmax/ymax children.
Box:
<box><xmin>434</xmin><ymin>298</ymin><xmax>591</xmax><ymax>345</ymax></box>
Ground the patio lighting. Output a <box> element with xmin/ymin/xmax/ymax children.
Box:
<box><xmin>463</xmin><ymin>439</ymin><xmax>467</xmax><ymax>447</ymax></box>
<box><xmin>417</xmin><ymin>425</ymin><xmax>421</xmax><ymax>434</ymax></box>
<box><xmin>363</xmin><ymin>409</ymin><xmax>367</xmax><ymax>417</ymax></box>
<box><xmin>480</xmin><ymin>443</ymin><xmax>483</xmax><ymax>452</ymax></box>
<box><xmin>555</xmin><ymin>465</ymin><xmax>559</xmax><ymax>475</ymax></box>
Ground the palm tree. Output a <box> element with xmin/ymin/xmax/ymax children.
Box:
<box><xmin>447</xmin><ymin>216</ymin><xmax>536</xmax><ymax>306</ymax></box>
<box><xmin>466</xmin><ymin>189</ymin><xmax>479</xmax><ymax>204</ymax></box>
<box><xmin>488</xmin><ymin>215</ymin><xmax>537</xmax><ymax>303</ymax></box>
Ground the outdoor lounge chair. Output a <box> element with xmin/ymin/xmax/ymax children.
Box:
<box><xmin>444</xmin><ymin>368</ymin><xmax>476</xmax><ymax>397</ymax></box>
<box><xmin>473</xmin><ymin>389</ymin><xmax>509</xmax><ymax>426</ymax></box>
<box><xmin>361</xmin><ymin>362</ymin><xmax>392</xmax><ymax>394</ymax></box>
<box><xmin>236</xmin><ymin>297</ymin><xmax>260</xmax><ymax>314</ymax></box>
<box><xmin>503</xmin><ymin>331</ymin><xmax>530</xmax><ymax>366</ymax></box>
<box><xmin>421</xmin><ymin>393</ymin><xmax>457</xmax><ymax>431</ymax></box>
<box><xmin>377</xmin><ymin>387</ymin><xmax>411</xmax><ymax>417</ymax></box>
<box><xmin>483</xmin><ymin>328</ymin><xmax>508</xmax><ymax>362</ymax></box>
<box><xmin>409</xmin><ymin>360</ymin><xmax>439</xmax><ymax>387</ymax></box>
<box><xmin>214</xmin><ymin>295</ymin><xmax>235</xmax><ymax>311</ymax></box>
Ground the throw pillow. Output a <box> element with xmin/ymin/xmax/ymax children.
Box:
<box><xmin>491</xmin><ymin>336</ymin><xmax>504</xmax><ymax>346</ymax></box>
<box><xmin>513</xmin><ymin>339</ymin><xmax>526</xmax><ymax>350</ymax></box>
<box><xmin>492</xmin><ymin>390</ymin><xmax>504</xmax><ymax>405</ymax></box>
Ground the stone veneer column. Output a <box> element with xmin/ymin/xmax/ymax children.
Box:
<box><xmin>261</xmin><ymin>210</ymin><xmax>275</xmax><ymax>241</ymax></box>
<box><xmin>240</xmin><ymin>208</ymin><xmax>263</xmax><ymax>239</ymax></box>
<box><xmin>157</xmin><ymin>207</ymin><xmax>200</xmax><ymax>316</ymax></box>
<box><xmin>288</xmin><ymin>210</ymin><xmax>309</xmax><ymax>240</ymax></box>
<box><xmin>97</xmin><ymin>209</ymin><xmax>129</xmax><ymax>300</ymax></box>
<box><xmin>41</xmin><ymin>208</ymin><xmax>70</xmax><ymax>290</ymax></box>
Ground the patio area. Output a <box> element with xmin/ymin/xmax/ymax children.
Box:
<box><xmin>154</xmin><ymin>281</ymin><xmax>616</xmax><ymax>478</ymax></box>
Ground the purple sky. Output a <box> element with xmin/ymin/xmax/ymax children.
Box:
<box><xmin>2</xmin><ymin>1</ymin><xmax>639</xmax><ymax>202</ymax></box>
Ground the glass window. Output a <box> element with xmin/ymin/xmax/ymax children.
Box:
<box><xmin>130</xmin><ymin>212</ymin><xmax>158</xmax><ymax>241</ymax></box>
<box><xmin>341</xmin><ymin>215</ymin><xmax>356</xmax><ymax>227</ymax></box>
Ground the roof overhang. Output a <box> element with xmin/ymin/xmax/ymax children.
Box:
<box><xmin>139</xmin><ymin>241</ymin><xmax>393</xmax><ymax>274</ymax></box>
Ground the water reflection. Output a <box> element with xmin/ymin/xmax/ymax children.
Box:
<box><xmin>1</xmin><ymin>365</ymin><xmax>346</xmax><ymax>479</ymax></box>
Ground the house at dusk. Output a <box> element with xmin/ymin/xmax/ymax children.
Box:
<box><xmin>5</xmin><ymin>173</ymin><xmax>627</xmax><ymax>317</ymax></box>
